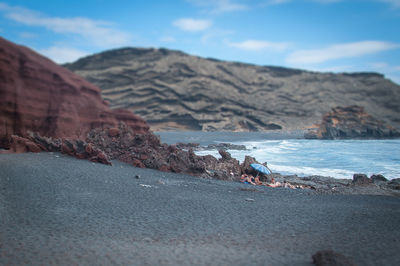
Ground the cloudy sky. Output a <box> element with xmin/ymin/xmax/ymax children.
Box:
<box><xmin>1</xmin><ymin>0</ymin><xmax>400</xmax><ymax>83</ymax></box>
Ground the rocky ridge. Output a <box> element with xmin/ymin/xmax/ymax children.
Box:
<box><xmin>64</xmin><ymin>47</ymin><xmax>400</xmax><ymax>131</ymax></box>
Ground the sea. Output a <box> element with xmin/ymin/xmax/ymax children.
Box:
<box><xmin>156</xmin><ymin>131</ymin><xmax>400</xmax><ymax>180</ymax></box>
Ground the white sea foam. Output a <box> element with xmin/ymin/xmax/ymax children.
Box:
<box><xmin>195</xmin><ymin>138</ymin><xmax>400</xmax><ymax>180</ymax></box>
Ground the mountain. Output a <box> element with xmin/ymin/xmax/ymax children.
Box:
<box><xmin>0</xmin><ymin>37</ymin><xmax>149</xmax><ymax>149</ymax></box>
<box><xmin>64</xmin><ymin>47</ymin><xmax>400</xmax><ymax>131</ymax></box>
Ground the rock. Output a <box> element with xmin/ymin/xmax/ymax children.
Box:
<box><xmin>175</xmin><ymin>142</ymin><xmax>200</xmax><ymax>150</ymax></box>
<box><xmin>312</xmin><ymin>250</ymin><xmax>355</xmax><ymax>266</ymax></box>
<box><xmin>8</xmin><ymin>135</ymin><xmax>42</xmax><ymax>153</ymax></box>
<box><xmin>108</xmin><ymin>128</ymin><xmax>120</xmax><ymax>137</ymax></box>
<box><xmin>0</xmin><ymin>37</ymin><xmax>149</xmax><ymax>150</ymax></box>
<box><xmin>387</xmin><ymin>179</ymin><xmax>400</xmax><ymax>190</ymax></box>
<box><xmin>219</xmin><ymin>149</ymin><xmax>232</xmax><ymax>160</ymax></box>
<box><xmin>370</xmin><ymin>174</ymin><xmax>388</xmax><ymax>182</ymax></box>
<box><xmin>64</xmin><ymin>48</ymin><xmax>400</xmax><ymax>132</ymax></box>
<box><xmin>352</xmin><ymin>174</ymin><xmax>372</xmax><ymax>185</ymax></box>
<box><xmin>201</xmin><ymin>143</ymin><xmax>247</xmax><ymax>151</ymax></box>
<box><xmin>305</xmin><ymin>106</ymin><xmax>400</xmax><ymax>139</ymax></box>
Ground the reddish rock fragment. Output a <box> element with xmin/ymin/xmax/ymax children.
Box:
<box><xmin>108</xmin><ymin>128</ymin><xmax>120</xmax><ymax>137</ymax></box>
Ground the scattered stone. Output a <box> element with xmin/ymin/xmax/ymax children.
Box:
<box><xmin>157</xmin><ymin>179</ymin><xmax>165</xmax><ymax>185</ymax></box>
<box><xmin>312</xmin><ymin>250</ymin><xmax>355</xmax><ymax>266</ymax></box>
<box><xmin>135</xmin><ymin>175</ymin><xmax>140</xmax><ymax>179</ymax></box>
<box><xmin>352</xmin><ymin>174</ymin><xmax>372</xmax><ymax>185</ymax></box>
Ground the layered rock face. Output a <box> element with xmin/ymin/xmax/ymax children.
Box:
<box><xmin>0</xmin><ymin>37</ymin><xmax>149</xmax><ymax>149</ymax></box>
<box><xmin>65</xmin><ymin>47</ymin><xmax>400</xmax><ymax>131</ymax></box>
<box><xmin>305</xmin><ymin>106</ymin><xmax>400</xmax><ymax>139</ymax></box>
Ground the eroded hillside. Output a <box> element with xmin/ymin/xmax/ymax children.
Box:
<box><xmin>64</xmin><ymin>48</ymin><xmax>400</xmax><ymax>131</ymax></box>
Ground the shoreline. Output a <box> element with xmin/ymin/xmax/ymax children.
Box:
<box><xmin>1</xmin><ymin>152</ymin><xmax>400</xmax><ymax>265</ymax></box>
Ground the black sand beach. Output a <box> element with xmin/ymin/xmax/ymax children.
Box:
<box><xmin>1</xmin><ymin>153</ymin><xmax>400</xmax><ymax>265</ymax></box>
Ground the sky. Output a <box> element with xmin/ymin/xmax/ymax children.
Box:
<box><xmin>1</xmin><ymin>0</ymin><xmax>400</xmax><ymax>84</ymax></box>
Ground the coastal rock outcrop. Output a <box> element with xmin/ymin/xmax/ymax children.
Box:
<box><xmin>305</xmin><ymin>106</ymin><xmax>400</xmax><ymax>139</ymax></box>
<box><xmin>64</xmin><ymin>47</ymin><xmax>400</xmax><ymax>131</ymax></box>
<box><xmin>0</xmin><ymin>37</ymin><xmax>149</xmax><ymax>150</ymax></box>
<box><xmin>86</xmin><ymin>123</ymin><xmax>255</xmax><ymax>180</ymax></box>
<box><xmin>4</xmin><ymin>132</ymin><xmax>111</xmax><ymax>165</ymax></box>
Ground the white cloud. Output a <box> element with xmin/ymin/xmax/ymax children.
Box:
<box><xmin>187</xmin><ymin>0</ymin><xmax>247</xmax><ymax>14</ymax></box>
<box><xmin>228</xmin><ymin>40</ymin><xmax>289</xmax><ymax>51</ymax></box>
<box><xmin>377</xmin><ymin>0</ymin><xmax>400</xmax><ymax>8</ymax></box>
<box><xmin>286</xmin><ymin>41</ymin><xmax>399</xmax><ymax>65</ymax></box>
<box><xmin>0</xmin><ymin>3</ymin><xmax>130</xmax><ymax>48</ymax></box>
<box><xmin>369</xmin><ymin>62</ymin><xmax>389</xmax><ymax>69</ymax></box>
<box><xmin>39</xmin><ymin>46</ymin><xmax>89</xmax><ymax>64</ymax></box>
<box><xmin>160</xmin><ymin>36</ymin><xmax>176</xmax><ymax>43</ymax></box>
<box><xmin>173</xmin><ymin>18</ymin><xmax>212</xmax><ymax>32</ymax></box>
<box><xmin>19</xmin><ymin>32</ymin><xmax>36</xmax><ymax>39</ymax></box>
<box><xmin>266</xmin><ymin>0</ymin><xmax>291</xmax><ymax>4</ymax></box>
<box><xmin>266</xmin><ymin>0</ymin><xmax>341</xmax><ymax>5</ymax></box>
<box><xmin>311</xmin><ymin>0</ymin><xmax>342</xmax><ymax>3</ymax></box>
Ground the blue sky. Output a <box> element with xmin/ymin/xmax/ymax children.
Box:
<box><xmin>1</xmin><ymin>0</ymin><xmax>400</xmax><ymax>83</ymax></box>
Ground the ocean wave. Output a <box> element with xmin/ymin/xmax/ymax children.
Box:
<box><xmin>195</xmin><ymin>138</ymin><xmax>400</xmax><ymax>180</ymax></box>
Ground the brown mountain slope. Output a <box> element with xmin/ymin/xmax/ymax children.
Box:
<box><xmin>64</xmin><ymin>48</ymin><xmax>400</xmax><ymax>131</ymax></box>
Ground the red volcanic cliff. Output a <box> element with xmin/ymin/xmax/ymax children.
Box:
<box><xmin>0</xmin><ymin>37</ymin><xmax>149</xmax><ymax>149</ymax></box>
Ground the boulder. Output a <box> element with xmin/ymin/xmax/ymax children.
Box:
<box><xmin>352</xmin><ymin>174</ymin><xmax>372</xmax><ymax>185</ymax></box>
<box><xmin>387</xmin><ymin>179</ymin><xmax>400</xmax><ymax>190</ymax></box>
<box><xmin>312</xmin><ymin>250</ymin><xmax>355</xmax><ymax>266</ymax></box>
<box><xmin>370</xmin><ymin>174</ymin><xmax>388</xmax><ymax>182</ymax></box>
<box><xmin>108</xmin><ymin>128</ymin><xmax>120</xmax><ymax>137</ymax></box>
<box><xmin>0</xmin><ymin>37</ymin><xmax>149</xmax><ymax>150</ymax></box>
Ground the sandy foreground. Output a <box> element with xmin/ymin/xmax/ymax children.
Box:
<box><xmin>1</xmin><ymin>152</ymin><xmax>400</xmax><ymax>266</ymax></box>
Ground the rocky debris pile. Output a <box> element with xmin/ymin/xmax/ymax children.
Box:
<box><xmin>274</xmin><ymin>173</ymin><xmax>400</xmax><ymax>196</ymax></box>
<box><xmin>86</xmin><ymin>123</ymin><xmax>257</xmax><ymax>180</ymax></box>
<box><xmin>305</xmin><ymin>106</ymin><xmax>400</xmax><ymax>139</ymax></box>
<box><xmin>0</xmin><ymin>36</ymin><xmax>149</xmax><ymax>150</ymax></box>
<box><xmin>3</xmin><ymin>132</ymin><xmax>111</xmax><ymax>165</ymax></box>
<box><xmin>1</xmin><ymin>123</ymin><xmax>261</xmax><ymax>180</ymax></box>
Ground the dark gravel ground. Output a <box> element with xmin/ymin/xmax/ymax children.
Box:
<box><xmin>1</xmin><ymin>152</ymin><xmax>400</xmax><ymax>266</ymax></box>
